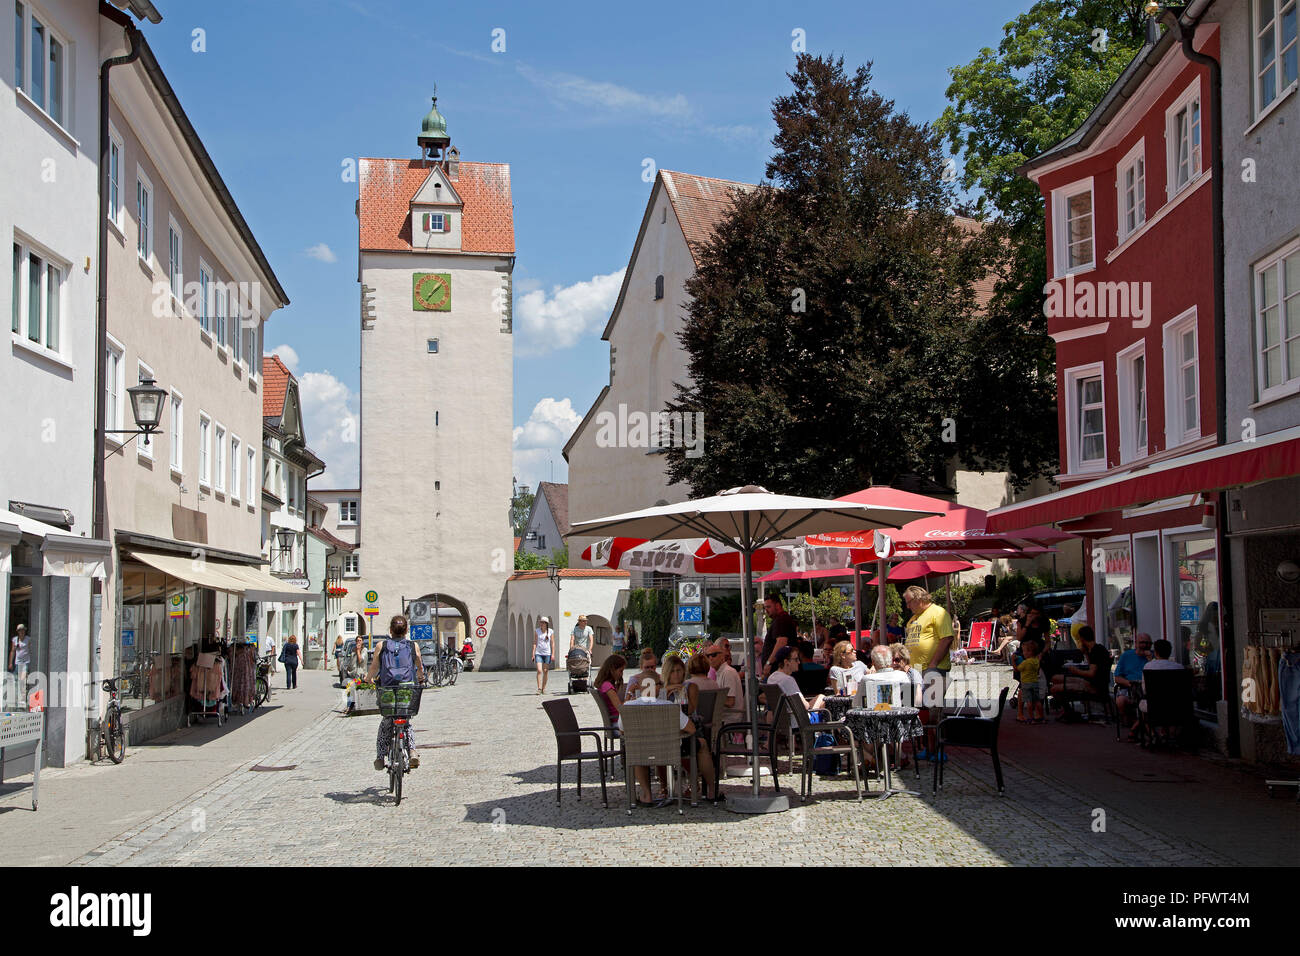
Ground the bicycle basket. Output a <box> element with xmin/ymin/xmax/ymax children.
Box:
<box><xmin>376</xmin><ymin>682</ymin><xmax>423</xmax><ymax>717</ymax></box>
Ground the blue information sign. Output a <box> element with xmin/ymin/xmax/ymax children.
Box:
<box><xmin>677</xmin><ymin>605</ymin><xmax>703</xmax><ymax>624</ymax></box>
<box><xmin>1179</xmin><ymin>605</ymin><xmax>1200</xmax><ymax>623</ymax></box>
<box><xmin>121</xmin><ymin>629</ymin><xmax>135</xmax><ymax>647</ymax></box>
<box><xmin>410</xmin><ymin>623</ymin><xmax>434</xmax><ymax>641</ymax></box>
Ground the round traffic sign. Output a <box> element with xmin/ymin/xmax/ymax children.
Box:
<box><xmin>364</xmin><ymin>590</ymin><xmax>379</xmax><ymax>604</ymax></box>
<box><xmin>475</xmin><ymin>615</ymin><xmax>487</xmax><ymax>627</ymax></box>
<box><xmin>475</xmin><ymin>626</ymin><xmax>487</xmax><ymax>639</ymax></box>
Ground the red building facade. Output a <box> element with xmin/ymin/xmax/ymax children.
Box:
<box><xmin>1001</xmin><ymin>28</ymin><xmax>1226</xmax><ymax>721</ymax></box>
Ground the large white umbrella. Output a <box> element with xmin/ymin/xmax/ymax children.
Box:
<box><xmin>570</xmin><ymin>485</ymin><xmax>937</xmax><ymax>814</ymax></box>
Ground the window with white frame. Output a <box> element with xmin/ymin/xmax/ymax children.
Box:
<box><xmin>1117</xmin><ymin>343</ymin><xmax>1148</xmax><ymax>463</ymax></box>
<box><xmin>105</xmin><ymin>340</ymin><xmax>124</xmax><ymax>437</ymax></box>
<box><xmin>1065</xmin><ymin>364</ymin><xmax>1106</xmax><ymax>472</ymax></box>
<box><xmin>230</xmin><ymin>289</ymin><xmax>242</xmax><ymax>357</ymax></box>
<box><xmin>343</xmin><ymin>554</ymin><xmax>360</xmax><ymax>577</ymax></box>
<box><xmin>339</xmin><ymin>500</ymin><xmax>358</xmax><ymax>524</ymax></box>
<box><xmin>169</xmin><ymin>218</ymin><xmax>184</xmax><ymax>311</ymax></box>
<box><xmin>198</xmin><ymin>413</ymin><xmax>211</xmax><ymax>486</ymax></box>
<box><xmin>1255</xmin><ymin>239</ymin><xmax>1300</xmax><ymax>400</ymax></box>
<box><xmin>108</xmin><ymin>127</ymin><xmax>124</xmax><ymax>231</ymax></box>
<box><xmin>213</xmin><ymin>275</ymin><xmax>226</xmax><ymax>346</ymax></box>
<box><xmin>247</xmin><ymin>447</ymin><xmax>256</xmax><ymax>505</ymax></box>
<box><xmin>230</xmin><ymin>435</ymin><xmax>241</xmax><ymax>499</ymax></box>
<box><xmin>343</xmin><ymin>614</ymin><xmax>357</xmax><ymax>634</ymax></box>
<box><xmin>14</xmin><ymin>3</ymin><xmax>68</xmax><ymax>127</ymax></box>
<box><xmin>198</xmin><ymin>261</ymin><xmax>212</xmax><ymax>333</ymax></box>
<box><xmin>214</xmin><ymin>423</ymin><xmax>226</xmax><ymax>492</ymax></box>
<box><xmin>1117</xmin><ymin>140</ymin><xmax>1146</xmax><ymax>241</ymax></box>
<box><xmin>1164</xmin><ymin>310</ymin><xmax>1200</xmax><ymax>446</ymax></box>
<box><xmin>1257</xmin><ymin>0</ymin><xmax>1299</xmax><ymax>113</ymax></box>
<box><xmin>136</xmin><ymin>169</ymin><xmax>153</xmax><ymax>263</ymax></box>
<box><xmin>169</xmin><ymin>392</ymin><xmax>183</xmax><ymax>472</ymax></box>
<box><xmin>137</xmin><ymin>362</ymin><xmax>155</xmax><ymax>459</ymax></box>
<box><xmin>12</xmin><ymin>239</ymin><xmax>63</xmax><ymax>353</ymax></box>
<box><xmin>1167</xmin><ymin>81</ymin><xmax>1203</xmax><ymax>197</ymax></box>
<box><xmin>1052</xmin><ymin>179</ymin><xmax>1094</xmax><ymax>276</ymax></box>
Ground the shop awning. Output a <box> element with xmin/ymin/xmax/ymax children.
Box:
<box><xmin>6</xmin><ymin>511</ymin><xmax>110</xmax><ymax>578</ymax></box>
<box><xmin>217</xmin><ymin>563</ymin><xmax>322</xmax><ymax>605</ymax></box>
<box><xmin>0</xmin><ymin>521</ymin><xmax>20</xmax><ymax>576</ymax></box>
<box><xmin>986</xmin><ymin>425</ymin><xmax>1300</xmax><ymax>532</ymax></box>
<box><xmin>127</xmin><ymin>550</ymin><xmax>252</xmax><ymax>592</ymax></box>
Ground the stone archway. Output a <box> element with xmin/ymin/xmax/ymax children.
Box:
<box><xmin>587</xmin><ymin>614</ymin><xmax>613</xmax><ymax>669</ymax></box>
<box><xmin>408</xmin><ymin>593</ymin><xmax>470</xmax><ymax>654</ymax></box>
<box><xmin>508</xmin><ymin>613</ymin><xmax>517</xmax><ymax>667</ymax></box>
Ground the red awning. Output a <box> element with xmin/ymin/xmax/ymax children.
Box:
<box><xmin>986</xmin><ymin>426</ymin><xmax>1300</xmax><ymax>532</ymax></box>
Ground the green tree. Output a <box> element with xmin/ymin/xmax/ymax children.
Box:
<box><xmin>786</xmin><ymin>588</ymin><xmax>851</xmax><ymax>632</ymax></box>
<box><xmin>510</xmin><ymin>480</ymin><xmax>534</xmax><ymax>537</ymax></box>
<box><xmin>665</xmin><ymin>54</ymin><xmax>1010</xmax><ymax>497</ymax></box>
<box><xmin>935</xmin><ymin>2</ymin><xmax>1149</xmax><ymax>486</ymax></box>
<box><xmin>512</xmin><ymin>544</ymin><xmax>568</xmax><ymax>571</ymax></box>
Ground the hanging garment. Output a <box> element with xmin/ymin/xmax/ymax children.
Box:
<box><xmin>1242</xmin><ymin>647</ymin><xmax>1263</xmax><ymax>715</ymax></box>
<box><xmin>1279</xmin><ymin>652</ymin><xmax>1300</xmax><ymax>755</ymax></box>
<box><xmin>1262</xmin><ymin>647</ymin><xmax>1280</xmax><ymax>716</ymax></box>
<box><xmin>230</xmin><ymin>644</ymin><xmax>256</xmax><ymax>707</ymax></box>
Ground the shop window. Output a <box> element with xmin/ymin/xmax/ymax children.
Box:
<box><xmin>1171</xmin><ymin>536</ymin><xmax>1221</xmax><ymax>719</ymax></box>
<box><xmin>1097</xmin><ymin>542</ymin><xmax>1135</xmax><ymax>651</ymax></box>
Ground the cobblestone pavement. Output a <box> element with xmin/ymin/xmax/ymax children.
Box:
<box><xmin>63</xmin><ymin>669</ymin><xmax>1289</xmax><ymax>867</ymax></box>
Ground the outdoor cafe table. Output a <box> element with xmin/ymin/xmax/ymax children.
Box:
<box><xmin>844</xmin><ymin>706</ymin><xmax>923</xmax><ymax>800</ymax></box>
<box><xmin>822</xmin><ymin>695</ymin><xmax>854</xmax><ymax>721</ymax></box>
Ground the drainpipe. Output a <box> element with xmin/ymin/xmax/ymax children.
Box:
<box><xmin>1159</xmin><ymin>4</ymin><xmax>1238</xmax><ymax>756</ymax></box>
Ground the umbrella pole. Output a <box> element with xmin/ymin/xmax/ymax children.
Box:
<box><xmin>727</xmin><ymin>515</ymin><xmax>789</xmax><ymax>814</ymax></box>
<box><xmin>853</xmin><ymin>566</ymin><xmax>863</xmax><ymax>647</ymax></box>
<box><xmin>877</xmin><ymin>558</ymin><xmax>888</xmax><ymax>648</ymax></box>
<box><xmin>809</xmin><ymin>580</ymin><xmax>816</xmax><ymax>635</ymax></box>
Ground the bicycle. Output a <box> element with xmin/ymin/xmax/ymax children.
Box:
<box><xmin>378</xmin><ymin>682</ymin><xmax>423</xmax><ymax>805</ymax></box>
<box><xmin>254</xmin><ymin>654</ymin><xmax>273</xmax><ymax>708</ymax></box>
<box><xmin>94</xmin><ymin>677</ymin><xmax>127</xmax><ymax>764</ymax></box>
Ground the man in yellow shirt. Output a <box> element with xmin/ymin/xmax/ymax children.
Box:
<box><xmin>903</xmin><ymin>586</ymin><xmax>954</xmax><ymax>759</ymax></box>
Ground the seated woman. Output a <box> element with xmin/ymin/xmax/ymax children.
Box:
<box><xmin>619</xmin><ymin>695</ymin><xmax>719</xmax><ymax>805</ymax></box>
<box><xmin>827</xmin><ymin>640</ymin><xmax>868</xmax><ymax>692</ymax></box>
<box><xmin>593</xmin><ymin>654</ymin><xmax>627</xmax><ymax>728</ymax></box>
<box><xmin>625</xmin><ymin>648</ymin><xmax>662</xmax><ymax>701</ymax></box>
<box><xmin>658</xmin><ymin>653</ymin><xmax>688</xmax><ymax>702</ymax></box>
<box><xmin>683</xmin><ymin>652</ymin><xmax>718</xmax><ymax>718</ymax></box>
<box><xmin>988</xmin><ymin>614</ymin><xmax>1018</xmax><ymax>663</ymax></box>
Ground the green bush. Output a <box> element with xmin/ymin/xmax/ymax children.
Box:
<box><xmin>623</xmin><ymin>588</ymin><xmax>674</xmax><ymax>659</ymax></box>
<box><xmin>786</xmin><ymin>588</ymin><xmax>850</xmax><ymax>631</ymax></box>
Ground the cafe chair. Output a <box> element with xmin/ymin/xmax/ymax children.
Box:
<box><xmin>588</xmin><ymin>686</ymin><xmax>624</xmax><ymax>779</ymax></box>
<box><xmin>715</xmin><ymin>688</ymin><xmax>787</xmax><ymax>795</ymax></box>
<box><xmin>933</xmin><ymin>686</ymin><xmax>1009</xmax><ymax>797</ymax></box>
<box><xmin>964</xmin><ymin>622</ymin><xmax>994</xmax><ymax>663</ymax></box>
<box><xmin>788</xmin><ymin>695</ymin><xmax>862</xmax><ymax>802</ymax></box>
<box><xmin>621</xmin><ymin>701</ymin><xmax>691</xmax><ymax>815</ymax></box>
<box><xmin>542</xmin><ymin>698</ymin><xmax>617</xmax><ymax>810</ymax></box>
<box><xmin>1135</xmin><ymin>669</ymin><xmax>1196</xmax><ymax>750</ymax></box>
<box><xmin>691</xmin><ymin>689</ymin><xmax>723</xmax><ymax>753</ymax></box>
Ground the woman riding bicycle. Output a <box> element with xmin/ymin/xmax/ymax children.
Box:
<box><xmin>367</xmin><ymin>614</ymin><xmax>425</xmax><ymax>771</ymax></box>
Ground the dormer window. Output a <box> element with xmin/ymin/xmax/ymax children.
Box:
<box><xmin>422</xmin><ymin>212</ymin><xmax>448</xmax><ymax>233</ymax></box>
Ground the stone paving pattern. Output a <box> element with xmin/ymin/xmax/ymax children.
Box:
<box><xmin>48</xmin><ymin>668</ymin><xmax>1295</xmax><ymax>867</ymax></box>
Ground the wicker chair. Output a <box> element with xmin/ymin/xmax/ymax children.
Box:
<box><xmin>541</xmin><ymin>698</ymin><xmax>617</xmax><ymax>809</ymax></box>
<box><xmin>620</xmin><ymin>701</ymin><xmax>690</xmax><ymax>814</ymax></box>
<box><xmin>788</xmin><ymin>694</ymin><xmax>862</xmax><ymax>802</ymax></box>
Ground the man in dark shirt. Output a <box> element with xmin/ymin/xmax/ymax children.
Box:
<box><xmin>760</xmin><ymin>594</ymin><xmax>798</xmax><ymax>679</ymax></box>
<box><xmin>1049</xmin><ymin>625</ymin><xmax>1111</xmax><ymax>704</ymax></box>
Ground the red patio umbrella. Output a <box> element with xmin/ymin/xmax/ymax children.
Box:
<box><xmin>865</xmin><ymin>559</ymin><xmax>980</xmax><ymax>584</ymax></box>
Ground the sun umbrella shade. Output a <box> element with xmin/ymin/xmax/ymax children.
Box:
<box><xmin>865</xmin><ymin>559</ymin><xmax>980</xmax><ymax>584</ymax></box>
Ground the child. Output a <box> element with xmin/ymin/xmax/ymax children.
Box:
<box><xmin>1016</xmin><ymin>638</ymin><xmax>1045</xmax><ymax>723</ymax></box>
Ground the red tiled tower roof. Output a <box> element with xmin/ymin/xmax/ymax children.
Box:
<box><xmin>358</xmin><ymin>158</ymin><xmax>514</xmax><ymax>255</ymax></box>
<box><xmin>262</xmin><ymin>353</ymin><xmax>293</xmax><ymax>418</ymax></box>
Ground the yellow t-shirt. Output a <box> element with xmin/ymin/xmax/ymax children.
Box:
<box><xmin>1016</xmin><ymin>655</ymin><xmax>1041</xmax><ymax>685</ymax></box>
<box><xmin>905</xmin><ymin>603</ymin><xmax>955</xmax><ymax>672</ymax></box>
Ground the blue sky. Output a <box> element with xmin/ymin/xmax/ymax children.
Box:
<box><xmin>142</xmin><ymin>0</ymin><xmax>1029</xmax><ymax>490</ymax></box>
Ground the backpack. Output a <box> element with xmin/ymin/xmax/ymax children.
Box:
<box><xmin>378</xmin><ymin>639</ymin><xmax>416</xmax><ymax>685</ymax></box>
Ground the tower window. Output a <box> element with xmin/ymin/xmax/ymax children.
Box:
<box><xmin>427</xmin><ymin>338</ymin><xmax>439</xmax><ymax>353</ymax></box>
<box><xmin>434</xmin><ymin>481</ymin><xmax>441</xmax><ymax>490</ymax></box>
<box><xmin>654</xmin><ymin>275</ymin><xmax>664</xmax><ymax>300</ymax></box>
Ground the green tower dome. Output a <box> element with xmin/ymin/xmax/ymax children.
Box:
<box><xmin>418</xmin><ymin>90</ymin><xmax>450</xmax><ymax>153</ymax></box>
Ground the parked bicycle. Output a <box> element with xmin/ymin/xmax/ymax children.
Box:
<box><xmin>378</xmin><ymin>682</ymin><xmax>422</xmax><ymax>805</ymax></box>
<box><xmin>255</xmin><ymin>654</ymin><xmax>273</xmax><ymax>708</ymax></box>
<box><xmin>94</xmin><ymin>677</ymin><xmax>127</xmax><ymax>764</ymax></box>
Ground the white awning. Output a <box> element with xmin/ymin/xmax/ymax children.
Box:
<box><xmin>218</xmin><ymin>563</ymin><xmax>322</xmax><ymax>605</ymax></box>
<box><xmin>126</xmin><ymin>550</ymin><xmax>250</xmax><ymax>593</ymax></box>
<box><xmin>4</xmin><ymin>512</ymin><xmax>109</xmax><ymax>579</ymax></box>
<box><xmin>0</xmin><ymin>521</ymin><xmax>20</xmax><ymax>576</ymax></box>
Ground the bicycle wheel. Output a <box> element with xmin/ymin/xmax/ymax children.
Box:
<box><xmin>107</xmin><ymin>707</ymin><xmax>126</xmax><ymax>764</ymax></box>
<box><xmin>390</xmin><ymin>735</ymin><xmax>403</xmax><ymax>805</ymax></box>
<box><xmin>255</xmin><ymin>676</ymin><xmax>269</xmax><ymax>707</ymax></box>
<box><xmin>449</xmin><ymin>658</ymin><xmax>461</xmax><ymax>686</ymax></box>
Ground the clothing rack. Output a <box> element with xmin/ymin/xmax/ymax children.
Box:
<box><xmin>188</xmin><ymin>653</ymin><xmax>226</xmax><ymax>727</ymax></box>
<box><xmin>1248</xmin><ymin>631</ymin><xmax>1300</xmax><ymax>801</ymax></box>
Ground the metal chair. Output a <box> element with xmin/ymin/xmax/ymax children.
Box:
<box><xmin>787</xmin><ymin>694</ymin><xmax>862</xmax><ymax>802</ymax></box>
<box><xmin>588</xmin><ymin>685</ymin><xmax>624</xmax><ymax>778</ymax></box>
<box><xmin>933</xmin><ymin>686</ymin><xmax>1010</xmax><ymax>796</ymax></box>
<box><xmin>620</xmin><ymin>701</ymin><xmax>690</xmax><ymax>814</ymax></box>
<box><xmin>541</xmin><ymin>698</ymin><xmax>616</xmax><ymax>809</ymax></box>
<box><xmin>715</xmin><ymin>688</ymin><xmax>787</xmax><ymax>794</ymax></box>
<box><xmin>1135</xmin><ymin>668</ymin><xmax>1196</xmax><ymax>749</ymax></box>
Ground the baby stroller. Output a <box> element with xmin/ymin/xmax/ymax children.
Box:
<box><xmin>566</xmin><ymin>647</ymin><xmax>590</xmax><ymax>694</ymax></box>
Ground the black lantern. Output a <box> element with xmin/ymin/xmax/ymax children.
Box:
<box><xmin>546</xmin><ymin>563</ymin><xmax>561</xmax><ymax>590</ymax></box>
<box><xmin>106</xmin><ymin>375</ymin><xmax>168</xmax><ymax>450</ymax></box>
<box><xmin>275</xmin><ymin>528</ymin><xmax>294</xmax><ymax>563</ymax></box>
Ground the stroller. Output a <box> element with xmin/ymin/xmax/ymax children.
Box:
<box><xmin>566</xmin><ymin>647</ymin><xmax>590</xmax><ymax>694</ymax></box>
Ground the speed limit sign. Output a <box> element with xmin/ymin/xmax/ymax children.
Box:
<box><xmin>475</xmin><ymin>615</ymin><xmax>487</xmax><ymax>627</ymax></box>
<box><xmin>475</xmin><ymin>626</ymin><xmax>487</xmax><ymax>639</ymax></box>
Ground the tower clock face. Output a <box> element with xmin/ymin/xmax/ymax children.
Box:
<box><xmin>412</xmin><ymin>272</ymin><xmax>452</xmax><ymax>311</ymax></box>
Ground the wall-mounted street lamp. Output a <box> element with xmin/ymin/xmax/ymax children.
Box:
<box><xmin>103</xmin><ymin>376</ymin><xmax>167</xmax><ymax>455</ymax></box>
<box><xmin>546</xmin><ymin>563</ymin><xmax>561</xmax><ymax>591</ymax></box>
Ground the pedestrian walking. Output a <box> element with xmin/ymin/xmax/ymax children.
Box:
<box><xmin>533</xmin><ymin>616</ymin><xmax>553</xmax><ymax>695</ymax></box>
<box><xmin>570</xmin><ymin>614</ymin><xmax>594</xmax><ymax>656</ymax></box>
<box><xmin>333</xmin><ymin>635</ymin><xmax>346</xmax><ymax>685</ymax></box>
<box><xmin>280</xmin><ymin>634</ymin><xmax>302</xmax><ymax>689</ymax></box>
<box><xmin>265</xmin><ymin>635</ymin><xmax>278</xmax><ymax>674</ymax></box>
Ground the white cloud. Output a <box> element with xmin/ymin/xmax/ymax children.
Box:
<box><xmin>516</xmin><ymin>269</ymin><xmax>624</xmax><ymax>355</ymax></box>
<box><xmin>269</xmin><ymin>344</ymin><xmax>299</xmax><ymax>374</ymax></box>
<box><xmin>512</xmin><ymin>397</ymin><xmax>581</xmax><ymax>489</ymax></box>
<box><xmin>298</xmin><ymin>370</ymin><xmax>360</xmax><ymax>488</ymax></box>
<box><xmin>517</xmin><ymin>64</ymin><xmax>691</xmax><ymax>119</ymax></box>
<box><xmin>304</xmin><ymin>243</ymin><xmax>337</xmax><ymax>263</ymax></box>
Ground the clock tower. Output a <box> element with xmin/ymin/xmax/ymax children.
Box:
<box><xmin>353</xmin><ymin>92</ymin><xmax>515</xmax><ymax>668</ymax></box>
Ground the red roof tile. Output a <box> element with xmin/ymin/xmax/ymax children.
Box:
<box><xmin>509</xmin><ymin>569</ymin><xmax>630</xmax><ymax>581</ymax></box>
<box><xmin>660</xmin><ymin>170</ymin><xmax>757</xmax><ymax>265</ymax></box>
<box><xmin>307</xmin><ymin>526</ymin><xmax>356</xmax><ymax>552</ymax></box>
<box><xmin>358</xmin><ymin>158</ymin><xmax>514</xmax><ymax>255</ymax></box>
<box><xmin>262</xmin><ymin>354</ymin><xmax>292</xmax><ymax>418</ymax></box>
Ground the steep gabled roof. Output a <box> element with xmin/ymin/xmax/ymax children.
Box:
<box><xmin>262</xmin><ymin>354</ymin><xmax>292</xmax><ymax>421</ymax></box>
<box><xmin>660</xmin><ymin>170</ymin><xmax>757</xmax><ymax>265</ymax></box>
<box><xmin>535</xmin><ymin>481</ymin><xmax>570</xmax><ymax>537</ymax></box>
<box><xmin>358</xmin><ymin>158</ymin><xmax>514</xmax><ymax>255</ymax></box>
